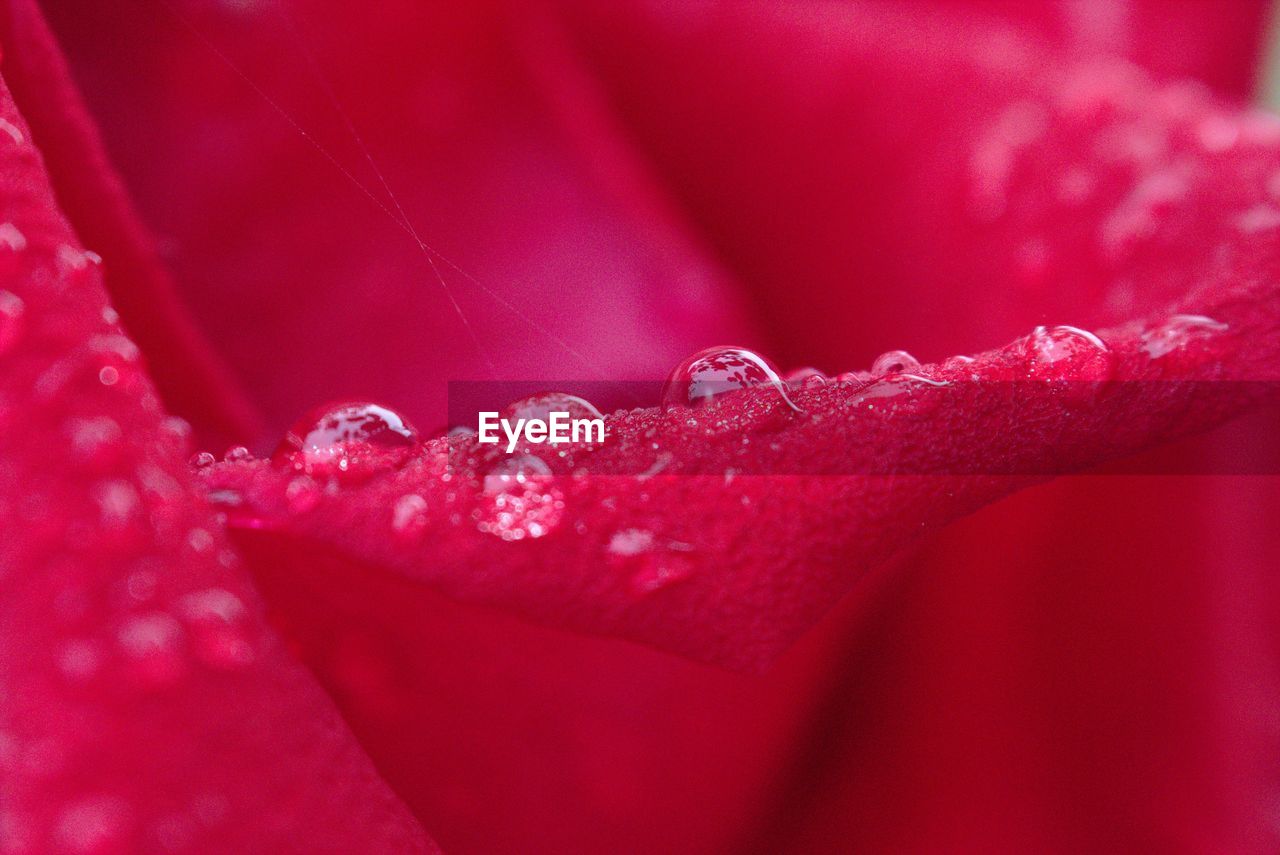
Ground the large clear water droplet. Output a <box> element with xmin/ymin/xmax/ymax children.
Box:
<box><xmin>1011</xmin><ymin>324</ymin><xmax>1113</xmax><ymax>404</ymax></box>
<box><xmin>662</xmin><ymin>346</ymin><xmax>797</xmax><ymax>411</ymax></box>
<box><xmin>274</xmin><ymin>402</ymin><xmax>418</xmax><ymax>481</ymax></box>
<box><xmin>477</xmin><ymin>455</ymin><xmax>563</xmax><ymax>541</ymax></box>
<box><xmin>1021</xmin><ymin>325</ymin><xmax>1112</xmax><ymax>382</ymax></box>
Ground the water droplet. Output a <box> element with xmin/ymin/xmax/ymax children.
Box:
<box><xmin>834</xmin><ymin>370</ymin><xmax>874</xmax><ymax>386</ymax></box>
<box><xmin>189</xmin><ymin>452</ymin><xmax>216</xmax><ymax>470</ymax></box>
<box><xmin>391</xmin><ymin>493</ymin><xmax>429</xmax><ymax>541</ymax></box>
<box><xmin>223</xmin><ymin>445</ymin><xmax>252</xmax><ymax>462</ymax></box>
<box><xmin>608</xmin><ymin>527</ymin><xmax>654</xmax><ymax>557</ymax></box>
<box><xmin>284</xmin><ymin>476</ymin><xmax>321</xmax><ymax>514</ymax></box>
<box><xmin>849</xmin><ymin>374</ymin><xmax>950</xmax><ymax>414</ymax></box>
<box><xmin>274</xmin><ymin>402</ymin><xmax>418</xmax><ymax>482</ymax></box>
<box><xmin>608</xmin><ymin>529</ymin><xmax>695</xmax><ymax>595</ymax></box>
<box><xmin>503</xmin><ymin>391</ymin><xmax>603</xmax><ymax>423</ymax></box>
<box><xmin>662</xmin><ymin>346</ymin><xmax>797</xmax><ymax>411</ymax></box>
<box><xmin>477</xmin><ymin>455</ymin><xmax>563</xmax><ymax>541</ymax></box>
<box><xmin>870</xmin><ymin>350</ymin><xmax>921</xmax><ymax>376</ymax></box>
<box><xmin>1140</xmin><ymin>314</ymin><xmax>1228</xmax><ymax>362</ymax></box>
<box><xmin>1017</xmin><ymin>325</ymin><xmax>1112</xmax><ymax>400</ymax></box>
<box><xmin>0</xmin><ymin>290</ymin><xmax>25</xmax><ymax>354</ymax></box>
<box><xmin>784</xmin><ymin>367</ymin><xmax>828</xmax><ymax>388</ymax></box>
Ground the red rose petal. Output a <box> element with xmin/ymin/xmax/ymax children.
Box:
<box><xmin>0</xmin><ymin>0</ymin><xmax>262</xmax><ymax>450</ymax></box>
<box><xmin>202</xmin><ymin>49</ymin><xmax>1280</xmax><ymax>671</ymax></box>
<box><xmin>0</xmin><ymin>66</ymin><xmax>436</xmax><ymax>853</ymax></box>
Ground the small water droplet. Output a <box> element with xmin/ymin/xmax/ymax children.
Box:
<box><xmin>503</xmin><ymin>391</ymin><xmax>603</xmax><ymax>423</ymax></box>
<box><xmin>1140</xmin><ymin>314</ymin><xmax>1228</xmax><ymax>362</ymax></box>
<box><xmin>608</xmin><ymin>527</ymin><xmax>655</xmax><ymax>557</ymax></box>
<box><xmin>1017</xmin><ymin>325</ymin><xmax>1112</xmax><ymax>401</ymax></box>
<box><xmin>477</xmin><ymin>455</ymin><xmax>563</xmax><ymax>541</ymax></box>
<box><xmin>274</xmin><ymin>402</ymin><xmax>418</xmax><ymax>482</ymax></box>
<box><xmin>870</xmin><ymin>350</ymin><xmax>921</xmax><ymax>376</ymax></box>
<box><xmin>662</xmin><ymin>346</ymin><xmax>797</xmax><ymax>411</ymax></box>
<box><xmin>284</xmin><ymin>476</ymin><xmax>321</xmax><ymax>514</ymax></box>
<box><xmin>223</xmin><ymin>446</ymin><xmax>252</xmax><ymax>462</ymax></box>
<box><xmin>608</xmin><ymin>529</ymin><xmax>695</xmax><ymax>595</ymax></box>
<box><xmin>189</xmin><ymin>452</ymin><xmax>216</xmax><ymax>470</ymax></box>
<box><xmin>784</xmin><ymin>367</ymin><xmax>828</xmax><ymax>388</ymax></box>
<box><xmin>391</xmin><ymin>493</ymin><xmax>429</xmax><ymax>541</ymax></box>
<box><xmin>849</xmin><ymin>374</ymin><xmax>950</xmax><ymax>413</ymax></box>
<box><xmin>834</xmin><ymin>370</ymin><xmax>874</xmax><ymax>386</ymax></box>
<box><xmin>0</xmin><ymin>290</ymin><xmax>25</xmax><ymax>354</ymax></box>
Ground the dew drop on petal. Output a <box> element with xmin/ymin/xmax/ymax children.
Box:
<box><xmin>503</xmin><ymin>391</ymin><xmax>603</xmax><ymax>423</ymax></box>
<box><xmin>662</xmin><ymin>346</ymin><xmax>797</xmax><ymax>411</ymax></box>
<box><xmin>1018</xmin><ymin>325</ymin><xmax>1112</xmax><ymax>401</ymax></box>
<box><xmin>870</xmin><ymin>350</ymin><xmax>921</xmax><ymax>376</ymax></box>
<box><xmin>834</xmin><ymin>370</ymin><xmax>874</xmax><ymax>386</ymax></box>
<box><xmin>784</xmin><ymin>367</ymin><xmax>828</xmax><ymax>388</ymax></box>
<box><xmin>1140</xmin><ymin>314</ymin><xmax>1228</xmax><ymax>361</ymax></box>
<box><xmin>477</xmin><ymin>455</ymin><xmax>563</xmax><ymax>541</ymax></box>
<box><xmin>284</xmin><ymin>476</ymin><xmax>321</xmax><ymax>514</ymax></box>
<box><xmin>849</xmin><ymin>374</ymin><xmax>950</xmax><ymax>414</ymax></box>
<box><xmin>0</xmin><ymin>290</ymin><xmax>25</xmax><ymax>355</ymax></box>
<box><xmin>608</xmin><ymin>529</ymin><xmax>695</xmax><ymax>596</ymax></box>
<box><xmin>274</xmin><ymin>402</ymin><xmax>418</xmax><ymax>482</ymax></box>
<box><xmin>222</xmin><ymin>445</ymin><xmax>253</xmax><ymax>463</ymax></box>
<box><xmin>189</xmin><ymin>451</ymin><xmax>216</xmax><ymax>470</ymax></box>
<box><xmin>391</xmin><ymin>493</ymin><xmax>429</xmax><ymax>542</ymax></box>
